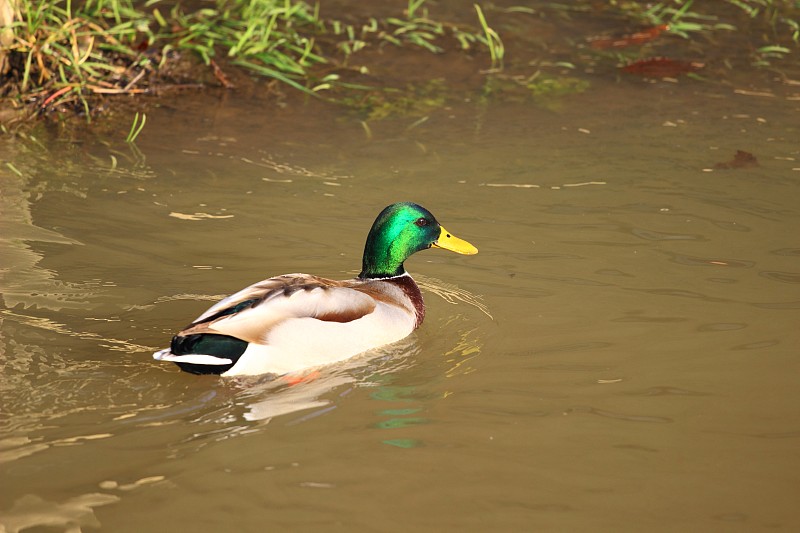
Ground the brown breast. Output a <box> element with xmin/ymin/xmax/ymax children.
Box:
<box><xmin>383</xmin><ymin>275</ymin><xmax>425</xmax><ymax>328</ymax></box>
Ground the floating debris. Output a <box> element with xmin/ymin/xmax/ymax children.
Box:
<box><xmin>168</xmin><ymin>212</ymin><xmax>235</xmax><ymax>221</ymax></box>
<box><xmin>714</xmin><ymin>150</ymin><xmax>759</xmax><ymax>170</ymax></box>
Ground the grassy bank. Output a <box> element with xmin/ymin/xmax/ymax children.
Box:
<box><xmin>0</xmin><ymin>0</ymin><xmax>799</xmax><ymax>124</ymax></box>
<box><xmin>0</xmin><ymin>0</ymin><xmax>506</xmax><ymax>121</ymax></box>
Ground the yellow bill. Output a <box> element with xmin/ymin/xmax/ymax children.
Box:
<box><xmin>432</xmin><ymin>226</ymin><xmax>478</xmax><ymax>255</ymax></box>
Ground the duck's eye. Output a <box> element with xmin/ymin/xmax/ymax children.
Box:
<box><xmin>415</xmin><ymin>218</ymin><xmax>429</xmax><ymax>227</ymax></box>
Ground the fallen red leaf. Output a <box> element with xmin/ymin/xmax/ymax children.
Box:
<box><xmin>589</xmin><ymin>24</ymin><xmax>669</xmax><ymax>49</ymax></box>
<box><xmin>210</xmin><ymin>59</ymin><xmax>235</xmax><ymax>89</ymax></box>
<box><xmin>134</xmin><ymin>38</ymin><xmax>149</xmax><ymax>52</ymax></box>
<box><xmin>621</xmin><ymin>57</ymin><xmax>704</xmax><ymax>77</ymax></box>
<box><xmin>714</xmin><ymin>150</ymin><xmax>759</xmax><ymax>170</ymax></box>
<box><xmin>41</xmin><ymin>86</ymin><xmax>72</xmax><ymax>109</ymax></box>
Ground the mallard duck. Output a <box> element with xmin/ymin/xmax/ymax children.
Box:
<box><xmin>153</xmin><ymin>202</ymin><xmax>477</xmax><ymax>376</ymax></box>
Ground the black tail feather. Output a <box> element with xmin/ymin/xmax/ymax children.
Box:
<box><xmin>170</xmin><ymin>333</ymin><xmax>248</xmax><ymax>375</ymax></box>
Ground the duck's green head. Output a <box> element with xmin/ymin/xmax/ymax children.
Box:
<box><xmin>359</xmin><ymin>202</ymin><xmax>478</xmax><ymax>279</ymax></box>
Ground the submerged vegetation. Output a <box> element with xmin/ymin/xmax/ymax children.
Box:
<box><xmin>0</xmin><ymin>0</ymin><xmax>799</xmax><ymax>124</ymax></box>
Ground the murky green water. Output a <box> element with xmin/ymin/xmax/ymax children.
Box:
<box><xmin>3</xmin><ymin>50</ymin><xmax>800</xmax><ymax>531</ymax></box>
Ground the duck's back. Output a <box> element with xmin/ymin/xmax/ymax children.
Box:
<box><xmin>154</xmin><ymin>273</ymin><xmax>424</xmax><ymax>376</ymax></box>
